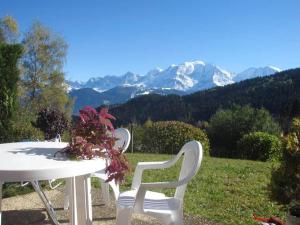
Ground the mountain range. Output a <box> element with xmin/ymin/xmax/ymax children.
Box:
<box><xmin>109</xmin><ymin>68</ymin><xmax>300</xmax><ymax>127</ymax></box>
<box><xmin>67</xmin><ymin>60</ymin><xmax>281</xmax><ymax>113</ymax></box>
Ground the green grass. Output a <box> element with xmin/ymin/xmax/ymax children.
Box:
<box><xmin>3</xmin><ymin>153</ymin><xmax>286</xmax><ymax>225</ymax></box>
<box><xmin>121</xmin><ymin>153</ymin><xmax>286</xmax><ymax>225</ymax></box>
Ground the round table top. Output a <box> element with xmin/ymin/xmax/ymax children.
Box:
<box><xmin>0</xmin><ymin>142</ymin><xmax>106</xmax><ymax>182</ymax></box>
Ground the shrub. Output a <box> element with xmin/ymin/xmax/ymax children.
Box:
<box><xmin>207</xmin><ymin>105</ymin><xmax>281</xmax><ymax>158</ymax></box>
<box><xmin>271</xmin><ymin>118</ymin><xmax>300</xmax><ymax>203</ymax></box>
<box><xmin>237</xmin><ymin>132</ymin><xmax>282</xmax><ymax>161</ymax></box>
<box><xmin>129</xmin><ymin>123</ymin><xmax>145</xmax><ymax>152</ymax></box>
<box><xmin>33</xmin><ymin>107</ymin><xmax>69</xmax><ymax>140</ymax></box>
<box><xmin>11</xmin><ymin>119</ymin><xmax>43</xmax><ymax>142</ymax></box>
<box><xmin>142</xmin><ymin>121</ymin><xmax>210</xmax><ymax>155</ymax></box>
<box><xmin>6</xmin><ymin>105</ymin><xmax>44</xmax><ymax>142</ymax></box>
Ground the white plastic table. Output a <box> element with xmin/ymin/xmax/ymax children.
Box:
<box><xmin>0</xmin><ymin>142</ymin><xmax>106</xmax><ymax>225</ymax></box>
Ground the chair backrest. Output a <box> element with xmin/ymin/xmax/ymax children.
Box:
<box><xmin>47</xmin><ymin>134</ymin><xmax>62</xmax><ymax>142</ymax></box>
<box><xmin>114</xmin><ymin>128</ymin><xmax>131</xmax><ymax>153</ymax></box>
<box><xmin>174</xmin><ymin>140</ymin><xmax>203</xmax><ymax>200</ymax></box>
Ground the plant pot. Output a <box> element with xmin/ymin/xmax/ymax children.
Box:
<box><xmin>287</xmin><ymin>213</ymin><xmax>300</xmax><ymax>225</ymax></box>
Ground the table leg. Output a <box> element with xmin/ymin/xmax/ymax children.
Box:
<box><xmin>69</xmin><ymin>177</ymin><xmax>78</xmax><ymax>225</ymax></box>
<box><xmin>70</xmin><ymin>176</ymin><xmax>93</xmax><ymax>225</ymax></box>
<box><xmin>84</xmin><ymin>176</ymin><xmax>92</xmax><ymax>225</ymax></box>
<box><xmin>75</xmin><ymin>176</ymin><xmax>86</xmax><ymax>224</ymax></box>
<box><xmin>0</xmin><ymin>181</ymin><xmax>3</xmax><ymax>225</ymax></box>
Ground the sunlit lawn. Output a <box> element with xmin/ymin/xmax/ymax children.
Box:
<box><xmin>3</xmin><ymin>153</ymin><xmax>286</xmax><ymax>225</ymax></box>
<box><xmin>119</xmin><ymin>153</ymin><xmax>286</xmax><ymax>225</ymax></box>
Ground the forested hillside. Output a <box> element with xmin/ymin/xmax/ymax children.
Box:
<box><xmin>110</xmin><ymin>68</ymin><xmax>300</xmax><ymax>127</ymax></box>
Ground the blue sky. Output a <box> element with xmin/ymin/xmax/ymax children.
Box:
<box><xmin>1</xmin><ymin>0</ymin><xmax>300</xmax><ymax>81</ymax></box>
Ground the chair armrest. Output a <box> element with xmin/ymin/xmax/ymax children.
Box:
<box><xmin>131</xmin><ymin>160</ymin><xmax>177</xmax><ymax>189</ymax></box>
<box><xmin>135</xmin><ymin>161</ymin><xmax>170</xmax><ymax>170</ymax></box>
<box><xmin>140</xmin><ymin>180</ymin><xmax>184</xmax><ymax>189</ymax></box>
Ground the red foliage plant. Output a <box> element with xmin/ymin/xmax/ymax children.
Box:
<box><xmin>63</xmin><ymin>106</ymin><xmax>130</xmax><ymax>183</ymax></box>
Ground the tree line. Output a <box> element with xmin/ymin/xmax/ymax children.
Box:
<box><xmin>110</xmin><ymin>68</ymin><xmax>300</xmax><ymax>130</ymax></box>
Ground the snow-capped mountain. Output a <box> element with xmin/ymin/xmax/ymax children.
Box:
<box><xmin>139</xmin><ymin>61</ymin><xmax>234</xmax><ymax>91</ymax></box>
<box><xmin>233</xmin><ymin>66</ymin><xmax>281</xmax><ymax>82</ymax></box>
<box><xmin>67</xmin><ymin>72</ymin><xmax>142</xmax><ymax>92</ymax></box>
<box><xmin>68</xmin><ymin>61</ymin><xmax>281</xmax><ymax>93</ymax></box>
<box><xmin>67</xmin><ymin>60</ymin><xmax>282</xmax><ymax>113</ymax></box>
<box><xmin>67</xmin><ymin>60</ymin><xmax>239</xmax><ymax>92</ymax></box>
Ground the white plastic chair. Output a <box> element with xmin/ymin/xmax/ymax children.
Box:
<box><xmin>92</xmin><ymin>128</ymin><xmax>131</xmax><ymax>204</ymax></box>
<box><xmin>64</xmin><ymin>128</ymin><xmax>131</xmax><ymax>209</ymax></box>
<box><xmin>116</xmin><ymin>140</ymin><xmax>203</xmax><ymax>225</ymax></box>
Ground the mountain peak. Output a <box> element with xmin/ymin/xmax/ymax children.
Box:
<box><xmin>266</xmin><ymin>65</ymin><xmax>281</xmax><ymax>72</ymax></box>
<box><xmin>234</xmin><ymin>66</ymin><xmax>281</xmax><ymax>82</ymax></box>
<box><xmin>67</xmin><ymin>60</ymin><xmax>281</xmax><ymax>92</ymax></box>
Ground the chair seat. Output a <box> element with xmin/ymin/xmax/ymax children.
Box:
<box><xmin>118</xmin><ymin>190</ymin><xmax>181</xmax><ymax>214</ymax></box>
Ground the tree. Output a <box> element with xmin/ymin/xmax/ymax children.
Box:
<box><xmin>20</xmin><ymin>21</ymin><xmax>72</xmax><ymax>116</ymax></box>
<box><xmin>207</xmin><ymin>105</ymin><xmax>281</xmax><ymax>157</ymax></box>
<box><xmin>0</xmin><ymin>16</ymin><xmax>19</xmax><ymax>44</ymax></box>
<box><xmin>0</xmin><ymin>44</ymin><xmax>23</xmax><ymax>142</ymax></box>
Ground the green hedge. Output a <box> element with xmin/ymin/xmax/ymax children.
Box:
<box><xmin>142</xmin><ymin>121</ymin><xmax>210</xmax><ymax>155</ymax></box>
<box><xmin>0</xmin><ymin>44</ymin><xmax>23</xmax><ymax>142</ymax></box>
<box><xmin>237</xmin><ymin>132</ymin><xmax>282</xmax><ymax>161</ymax></box>
<box><xmin>130</xmin><ymin>124</ymin><xmax>146</xmax><ymax>152</ymax></box>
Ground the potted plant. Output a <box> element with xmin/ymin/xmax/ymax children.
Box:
<box><xmin>287</xmin><ymin>203</ymin><xmax>300</xmax><ymax>225</ymax></box>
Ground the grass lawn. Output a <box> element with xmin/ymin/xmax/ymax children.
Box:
<box><xmin>120</xmin><ymin>153</ymin><xmax>286</xmax><ymax>225</ymax></box>
<box><xmin>2</xmin><ymin>152</ymin><xmax>286</xmax><ymax>225</ymax></box>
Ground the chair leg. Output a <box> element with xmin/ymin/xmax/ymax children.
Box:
<box><xmin>168</xmin><ymin>209</ymin><xmax>184</xmax><ymax>225</ymax></box>
<box><xmin>116</xmin><ymin>206</ymin><xmax>133</xmax><ymax>225</ymax></box>
<box><xmin>109</xmin><ymin>181</ymin><xmax>119</xmax><ymax>201</ymax></box>
<box><xmin>100</xmin><ymin>180</ymin><xmax>110</xmax><ymax>205</ymax></box>
<box><xmin>0</xmin><ymin>181</ymin><xmax>3</xmax><ymax>225</ymax></box>
<box><xmin>31</xmin><ymin>181</ymin><xmax>59</xmax><ymax>225</ymax></box>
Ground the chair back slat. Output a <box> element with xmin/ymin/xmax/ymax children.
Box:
<box><xmin>175</xmin><ymin>141</ymin><xmax>203</xmax><ymax>200</ymax></box>
<box><xmin>114</xmin><ymin>128</ymin><xmax>131</xmax><ymax>153</ymax></box>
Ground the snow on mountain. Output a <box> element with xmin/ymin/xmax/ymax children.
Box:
<box><xmin>67</xmin><ymin>72</ymin><xmax>141</xmax><ymax>92</ymax></box>
<box><xmin>234</xmin><ymin>66</ymin><xmax>281</xmax><ymax>82</ymax></box>
<box><xmin>125</xmin><ymin>60</ymin><xmax>233</xmax><ymax>91</ymax></box>
<box><xmin>67</xmin><ymin>61</ymin><xmax>281</xmax><ymax>92</ymax></box>
<box><xmin>67</xmin><ymin>61</ymin><xmax>283</xmax><ymax>113</ymax></box>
